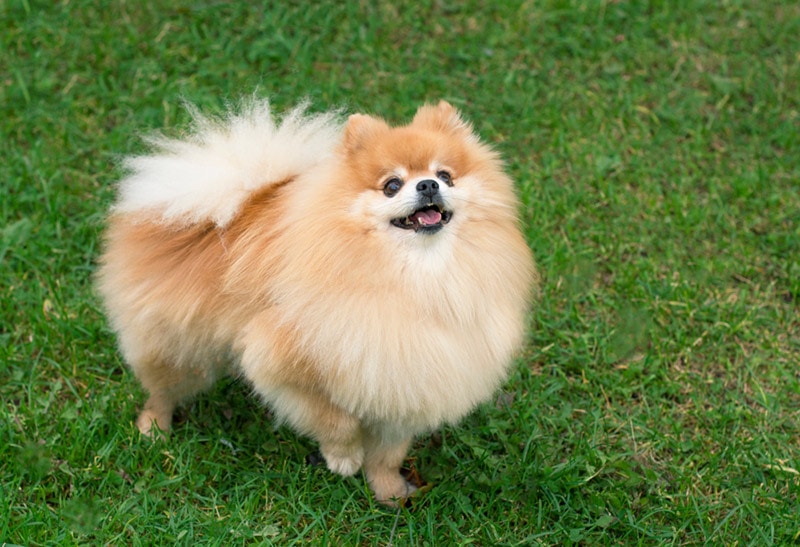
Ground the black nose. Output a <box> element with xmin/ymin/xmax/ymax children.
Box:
<box><xmin>416</xmin><ymin>179</ymin><xmax>439</xmax><ymax>198</ymax></box>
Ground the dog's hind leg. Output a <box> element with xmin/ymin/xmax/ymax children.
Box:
<box><xmin>133</xmin><ymin>358</ymin><xmax>219</xmax><ymax>436</ymax></box>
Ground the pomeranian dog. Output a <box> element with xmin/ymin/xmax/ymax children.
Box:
<box><xmin>97</xmin><ymin>99</ymin><xmax>537</xmax><ymax>505</ymax></box>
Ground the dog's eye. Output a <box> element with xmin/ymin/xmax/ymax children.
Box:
<box><xmin>383</xmin><ymin>177</ymin><xmax>403</xmax><ymax>197</ymax></box>
<box><xmin>436</xmin><ymin>170</ymin><xmax>454</xmax><ymax>186</ymax></box>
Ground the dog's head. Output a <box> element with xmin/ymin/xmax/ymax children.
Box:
<box><xmin>341</xmin><ymin>101</ymin><xmax>513</xmax><ymax>246</ymax></box>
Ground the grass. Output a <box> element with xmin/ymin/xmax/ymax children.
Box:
<box><xmin>1</xmin><ymin>0</ymin><xmax>798</xmax><ymax>544</ymax></box>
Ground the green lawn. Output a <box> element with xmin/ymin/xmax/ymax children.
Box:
<box><xmin>2</xmin><ymin>1</ymin><xmax>798</xmax><ymax>544</ymax></box>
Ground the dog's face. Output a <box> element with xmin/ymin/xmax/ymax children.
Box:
<box><xmin>380</xmin><ymin>163</ymin><xmax>455</xmax><ymax>235</ymax></box>
<box><xmin>341</xmin><ymin>101</ymin><xmax>502</xmax><ymax>245</ymax></box>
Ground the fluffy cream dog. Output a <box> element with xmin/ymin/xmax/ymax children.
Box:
<box><xmin>97</xmin><ymin>99</ymin><xmax>537</xmax><ymax>504</ymax></box>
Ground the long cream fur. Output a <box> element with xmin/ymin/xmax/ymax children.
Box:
<box><xmin>116</xmin><ymin>101</ymin><xmax>342</xmax><ymax>226</ymax></box>
<box><xmin>97</xmin><ymin>99</ymin><xmax>537</xmax><ymax>505</ymax></box>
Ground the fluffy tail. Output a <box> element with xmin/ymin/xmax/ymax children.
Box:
<box><xmin>114</xmin><ymin>99</ymin><xmax>343</xmax><ymax>227</ymax></box>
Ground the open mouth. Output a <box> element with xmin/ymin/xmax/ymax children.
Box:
<box><xmin>391</xmin><ymin>204</ymin><xmax>453</xmax><ymax>234</ymax></box>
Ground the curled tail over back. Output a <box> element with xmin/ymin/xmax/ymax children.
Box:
<box><xmin>114</xmin><ymin>99</ymin><xmax>343</xmax><ymax>227</ymax></box>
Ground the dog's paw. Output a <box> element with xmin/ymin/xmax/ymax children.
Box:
<box><xmin>321</xmin><ymin>444</ymin><xmax>364</xmax><ymax>477</ymax></box>
<box><xmin>135</xmin><ymin>409</ymin><xmax>171</xmax><ymax>438</ymax></box>
<box><xmin>373</xmin><ymin>477</ymin><xmax>418</xmax><ymax>507</ymax></box>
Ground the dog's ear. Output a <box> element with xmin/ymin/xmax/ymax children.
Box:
<box><xmin>344</xmin><ymin>114</ymin><xmax>389</xmax><ymax>153</ymax></box>
<box><xmin>412</xmin><ymin>101</ymin><xmax>473</xmax><ymax>135</ymax></box>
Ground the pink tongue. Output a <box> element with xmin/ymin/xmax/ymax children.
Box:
<box><xmin>413</xmin><ymin>209</ymin><xmax>442</xmax><ymax>226</ymax></box>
